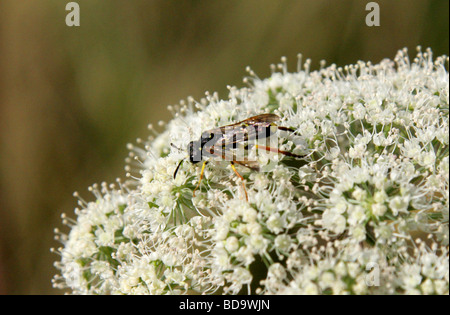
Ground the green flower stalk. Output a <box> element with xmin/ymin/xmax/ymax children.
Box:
<box><xmin>53</xmin><ymin>48</ymin><xmax>449</xmax><ymax>295</ymax></box>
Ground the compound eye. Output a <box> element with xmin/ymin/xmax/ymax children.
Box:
<box><xmin>201</xmin><ymin>131</ymin><xmax>213</xmax><ymax>141</ymax></box>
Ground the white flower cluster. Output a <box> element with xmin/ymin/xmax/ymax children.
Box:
<box><xmin>53</xmin><ymin>48</ymin><xmax>449</xmax><ymax>295</ymax></box>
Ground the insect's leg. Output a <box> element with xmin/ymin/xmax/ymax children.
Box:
<box><xmin>193</xmin><ymin>161</ymin><xmax>208</xmax><ymax>197</ymax></box>
<box><xmin>173</xmin><ymin>159</ymin><xmax>184</xmax><ymax>179</ymax></box>
<box><xmin>277</xmin><ymin>126</ymin><xmax>296</xmax><ymax>133</ymax></box>
<box><xmin>255</xmin><ymin>144</ymin><xmax>305</xmax><ymax>158</ymax></box>
<box><xmin>230</xmin><ymin>161</ymin><xmax>248</xmax><ymax>202</ymax></box>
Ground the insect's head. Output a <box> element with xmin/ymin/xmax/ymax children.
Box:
<box><xmin>187</xmin><ymin>140</ymin><xmax>202</xmax><ymax>164</ymax></box>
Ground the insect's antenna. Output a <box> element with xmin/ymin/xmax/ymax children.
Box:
<box><xmin>173</xmin><ymin>159</ymin><xmax>184</xmax><ymax>179</ymax></box>
<box><xmin>170</xmin><ymin>143</ymin><xmax>183</xmax><ymax>152</ymax></box>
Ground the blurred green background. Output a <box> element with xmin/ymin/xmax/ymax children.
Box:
<box><xmin>0</xmin><ymin>0</ymin><xmax>448</xmax><ymax>294</ymax></box>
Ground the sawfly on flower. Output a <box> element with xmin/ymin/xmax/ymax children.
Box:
<box><xmin>172</xmin><ymin>113</ymin><xmax>305</xmax><ymax>201</ymax></box>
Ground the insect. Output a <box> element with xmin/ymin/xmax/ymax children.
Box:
<box><xmin>172</xmin><ymin>113</ymin><xmax>305</xmax><ymax>201</ymax></box>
